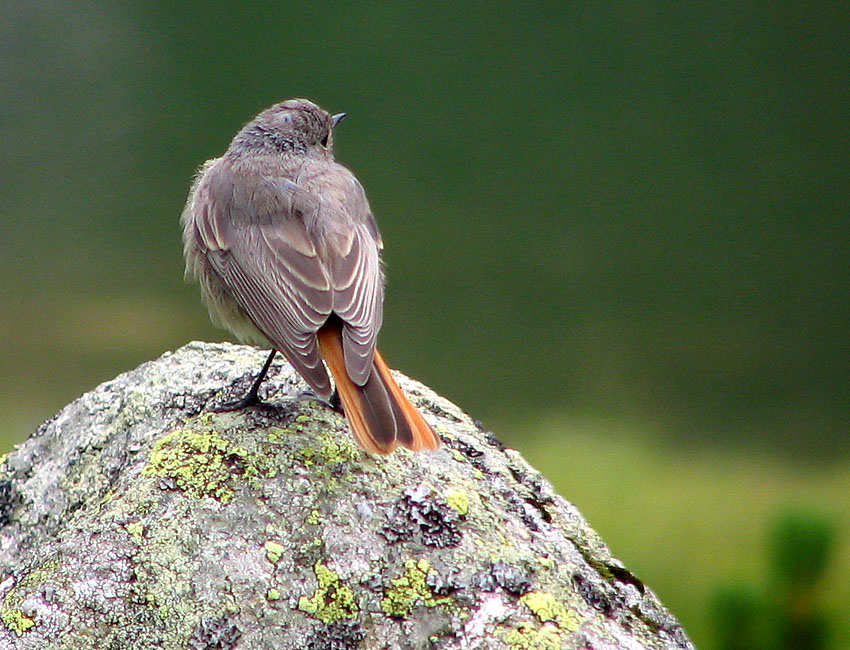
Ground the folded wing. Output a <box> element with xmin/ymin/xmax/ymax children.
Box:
<box><xmin>188</xmin><ymin>163</ymin><xmax>336</xmax><ymax>396</ymax></box>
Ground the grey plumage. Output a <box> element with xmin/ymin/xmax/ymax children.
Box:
<box><xmin>181</xmin><ymin>99</ymin><xmax>384</xmax><ymax>397</ymax></box>
<box><xmin>181</xmin><ymin>98</ymin><xmax>439</xmax><ymax>453</ymax></box>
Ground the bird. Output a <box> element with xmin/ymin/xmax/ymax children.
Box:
<box><xmin>181</xmin><ymin>98</ymin><xmax>440</xmax><ymax>454</ymax></box>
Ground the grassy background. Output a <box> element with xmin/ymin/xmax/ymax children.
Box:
<box><xmin>522</xmin><ymin>416</ymin><xmax>850</xmax><ymax>646</ymax></box>
<box><xmin>2</xmin><ymin>4</ymin><xmax>848</xmax><ymax>648</ymax></box>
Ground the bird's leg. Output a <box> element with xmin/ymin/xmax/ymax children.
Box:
<box><xmin>212</xmin><ymin>349</ymin><xmax>277</xmax><ymax>411</ymax></box>
<box><xmin>328</xmin><ymin>388</ymin><xmax>342</xmax><ymax>413</ymax></box>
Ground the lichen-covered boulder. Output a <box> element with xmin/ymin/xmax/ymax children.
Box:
<box><xmin>0</xmin><ymin>342</ymin><xmax>693</xmax><ymax>649</ymax></box>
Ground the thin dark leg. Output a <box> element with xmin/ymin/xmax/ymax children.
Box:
<box><xmin>328</xmin><ymin>388</ymin><xmax>342</xmax><ymax>413</ymax></box>
<box><xmin>212</xmin><ymin>349</ymin><xmax>277</xmax><ymax>411</ymax></box>
<box><xmin>245</xmin><ymin>349</ymin><xmax>277</xmax><ymax>402</ymax></box>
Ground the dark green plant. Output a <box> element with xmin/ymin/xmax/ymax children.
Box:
<box><xmin>767</xmin><ymin>510</ymin><xmax>834</xmax><ymax>650</ymax></box>
<box><xmin>710</xmin><ymin>584</ymin><xmax>764</xmax><ymax>650</ymax></box>
<box><xmin>711</xmin><ymin>508</ymin><xmax>837</xmax><ymax>650</ymax></box>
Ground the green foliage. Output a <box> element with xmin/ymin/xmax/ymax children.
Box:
<box><xmin>711</xmin><ymin>508</ymin><xmax>837</xmax><ymax>650</ymax></box>
<box><xmin>710</xmin><ymin>585</ymin><xmax>763</xmax><ymax>650</ymax></box>
<box><xmin>769</xmin><ymin>510</ymin><xmax>834</xmax><ymax>588</ymax></box>
<box><xmin>520</xmin><ymin>422</ymin><xmax>850</xmax><ymax>650</ymax></box>
<box><xmin>768</xmin><ymin>510</ymin><xmax>835</xmax><ymax>650</ymax></box>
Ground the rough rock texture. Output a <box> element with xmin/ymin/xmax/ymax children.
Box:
<box><xmin>0</xmin><ymin>342</ymin><xmax>693</xmax><ymax>650</ymax></box>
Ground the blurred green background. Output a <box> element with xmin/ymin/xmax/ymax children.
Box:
<box><xmin>2</xmin><ymin>3</ymin><xmax>848</xmax><ymax>647</ymax></box>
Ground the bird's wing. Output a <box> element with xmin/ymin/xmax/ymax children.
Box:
<box><xmin>330</xmin><ymin>219</ymin><xmax>385</xmax><ymax>385</ymax></box>
<box><xmin>315</xmin><ymin>171</ymin><xmax>384</xmax><ymax>386</ymax></box>
<box><xmin>189</xmin><ymin>162</ymin><xmax>335</xmax><ymax>396</ymax></box>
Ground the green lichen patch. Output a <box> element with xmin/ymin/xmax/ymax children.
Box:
<box><xmin>127</xmin><ymin>511</ymin><xmax>203</xmax><ymax>624</ymax></box>
<box><xmin>1</xmin><ymin>609</ymin><xmax>34</xmax><ymax>636</ymax></box>
<box><xmin>142</xmin><ymin>423</ymin><xmax>277</xmax><ymax>503</ymax></box>
<box><xmin>268</xmin><ymin>413</ymin><xmax>313</xmax><ymax>443</ymax></box>
<box><xmin>298</xmin><ymin>561</ymin><xmax>359</xmax><ymax>624</ymax></box>
<box><xmin>16</xmin><ymin>561</ymin><xmax>58</xmax><ymax>592</ymax></box>
<box><xmin>520</xmin><ymin>591</ymin><xmax>582</xmax><ymax>631</ymax></box>
<box><xmin>264</xmin><ymin>540</ymin><xmax>285</xmax><ymax>563</ymax></box>
<box><xmin>502</xmin><ymin>621</ymin><xmax>563</xmax><ymax>650</ymax></box>
<box><xmin>444</xmin><ymin>489</ymin><xmax>469</xmax><ymax>516</ymax></box>
<box><xmin>289</xmin><ymin>406</ymin><xmax>361</xmax><ymax>470</ymax></box>
<box><xmin>319</xmin><ymin>436</ymin><xmax>359</xmax><ymax>465</ymax></box>
<box><xmin>266</xmin><ymin>427</ymin><xmax>289</xmax><ymax>443</ymax></box>
<box><xmin>306</xmin><ymin>509</ymin><xmax>322</xmax><ymax>525</ymax></box>
<box><xmin>143</xmin><ymin>591</ymin><xmax>170</xmax><ymax>618</ymax></box>
<box><xmin>0</xmin><ymin>559</ymin><xmax>58</xmax><ymax>636</ymax></box>
<box><xmin>537</xmin><ymin>556</ymin><xmax>556</xmax><ymax>570</ymax></box>
<box><xmin>380</xmin><ymin>559</ymin><xmax>453</xmax><ymax>618</ymax></box>
<box><xmin>267</xmin><ymin>588</ymin><xmax>281</xmax><ymax>601</ymax></box>
<box><xmin>499</xmin><ymin>592</ymin><xmax>581</xmax><ymax>650</ymax></box>
<box><xmin>434</xmin><ymin>424</ymin><xmax>452</xmax><ymax>439</ymax></box>
<box><xmin>126</xmin><ymin>521</ymin><xmax>144</xmax><ymax>544</ymax></box>
<box><xmin>297</xmin><ymin>537</ymin><xmax>323</xmax><ymax>557</ymax></box>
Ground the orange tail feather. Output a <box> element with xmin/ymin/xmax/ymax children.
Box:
<box><xmin>371</xmin><ymin>349</ymin><xmax>440</xmax><ymax>452</ymax></box>
<box><xmin>317</xmin><ymin>325</ymin><xmax>440</xmax><ymax>454</ymax></box>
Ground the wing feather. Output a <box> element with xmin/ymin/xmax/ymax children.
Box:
<box><xmin>188</xmin><ymin>157</ymin><xmax>385</xmax><ymax>393</ymax></box>
<box><xmin>331</xmin><ymin>221</ymin><xmax>384</xmax><ymax>385</ymax></box>
<box><xmin>192</xmin><ymin>164</ymin><xmax>336</xmax><ymax>395</ymax></box>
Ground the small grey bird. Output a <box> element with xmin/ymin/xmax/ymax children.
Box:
<box><xmin>181</xmin><ymin>98</ymin><xmax>440</xmax><ymax>454</ymax></box>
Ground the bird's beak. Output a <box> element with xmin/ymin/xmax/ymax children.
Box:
<box><xmin>332</xmin><ymin>112</ymin><xmax>347</xmax><ymax>127</ymax></box>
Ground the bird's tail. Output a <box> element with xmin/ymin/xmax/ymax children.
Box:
<box><xmin>317</xmin><ymin>323</ymin><xmax>440</xmax><ymax>454</ymax></box>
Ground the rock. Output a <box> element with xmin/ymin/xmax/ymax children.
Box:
<box><xmin>0</xmin><ymin>342</ymin><xmax>693</xmax><ymax>649</ymax></box>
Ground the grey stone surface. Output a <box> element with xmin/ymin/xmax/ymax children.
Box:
<box><xmin>0</xmin><ymin>342</ymin><xmax>693</xmax><ymax>649</ymax></box>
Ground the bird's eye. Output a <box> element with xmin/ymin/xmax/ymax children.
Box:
<box><xmin>320</xmin><ymin>134</ymin><xmax>329</xmax><ymax>147</ymax></box>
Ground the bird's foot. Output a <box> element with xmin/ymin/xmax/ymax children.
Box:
<box><xmin>210</xmin><ymin>390</ymin><xmax>268</xmax><ymax>412</ymax></box>
<box><xmin>209</xmin><ymin>349</ymin><xmax>279</xmax><ymax>413</ymax></box>
<box><xmin>296</xmin><ymin>389</ymin><xmax>343</xmax><ymax>415</ymax></box>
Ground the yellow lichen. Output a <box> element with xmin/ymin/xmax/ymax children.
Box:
<box><xmin>126</xmin><ymin>521</ymin><xmax>144</xmax><ymax>544</ymax></box>
<box><xmin>319</xmin><ymin>437</ymin><xmax>359</xmax><ymax>465</ymax></box>
<box><xmin>0</xmin><ymin>559</ymin><xmax>59</xmax><ymax>635</ymax></box>
<box><xmin>501</xmin><ymin>592</ymin><xmax>582</xmax><ymax>650</ymax></box>
<box><xmin>267</xmin><ymin>427</ymin><xmax>289</xmax><ymax>443</ymax></box>
<box><xmin>520</xmin><ymin>591</ymin><xmax>582</xmax><ymax>631</ymax></box>
<box><xmin>297</xmin><ymin>561</ymin><xmax>359</xmax><ymax>623</ymax></box>
<box><xmin>444</xmin><ymin>489</ymin><xmax>469</xmax><ymax>515</ymax></box>
<box><xmin>1</xmin><ymin>609</ymin><xmax>34</xmax><ymax>636</ymax></box>
<box><xmin>264</xmin><ymin>540</ymin><xmax>285</xmax><ymax>563</ymax></box>
<box><xmin>142</xmin><ymin>424</ymin><xmax>276</xmax><ymax>503</ymax></box>
<box><xmin>538</xmin><ymin>556</ymin><xmax>555</xmax><ymax>570</ymax></box>
<box><xmin>300</xmin><ymin>448</ymin><xmax>316</xmax><ymax>466</ymax></box>
<box><xmin>269</xmin><ymin>412</ymin><xmax>313</xmax><ymax>443</ymax></box>
<box><xmin>503</xmin><ymin>622</ymin><xmax>563</xmax><ymax>650</ymax></box>
<box><xmin>381</xmin><ymin>559</ymin><xmax>452</xmax><ymax>617</ymax></box>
